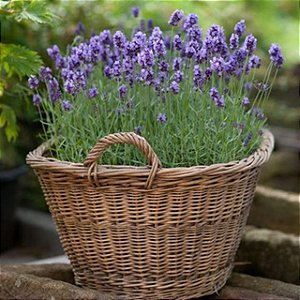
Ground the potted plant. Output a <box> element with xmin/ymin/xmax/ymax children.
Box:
<box><xmin>26</xmin><ymin>8</ymin><xmax>283</xmax><ymax>299</ymax></box>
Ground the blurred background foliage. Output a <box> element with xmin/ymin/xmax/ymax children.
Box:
<box><xmin>0</xmin><ymin>0</ymin><xmax>298</xmax><ymax>209</ymax></box>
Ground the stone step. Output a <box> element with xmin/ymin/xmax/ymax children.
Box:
<box><xmin>235</xmin><ymin>226</ymin><xmax>299</xmax><ymax>284</ymax></box>
<box><xmin>1</xmin><ymin>264</ymin><xmax>299</xmax><ymax>300</ymax></box>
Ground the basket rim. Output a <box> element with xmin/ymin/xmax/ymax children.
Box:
<box><xmin>26</xmin><ymin>129</ymin><xmax>274</xmax><ymax>178</ymax></box>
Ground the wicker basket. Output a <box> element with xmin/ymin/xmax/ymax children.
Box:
<box><xmin>27</xmin><ymin>130</ymin><xmax>274</xmax><ymax>299</ymax></box>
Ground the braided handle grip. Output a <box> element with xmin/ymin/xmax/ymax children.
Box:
<box><xmin>84</xmin><ymin>132</ymin><xmax>162</xmax><ymax>189</ymax></box>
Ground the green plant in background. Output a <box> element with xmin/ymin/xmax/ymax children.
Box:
<box><xmin>0</xmin><ymin>0</ymin><xmax>55</xmax><ymax>153</ymax></box>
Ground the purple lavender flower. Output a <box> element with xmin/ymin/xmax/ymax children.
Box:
<box><xmin>140</xmin><ymin>68</ymin><xmax>154</xmax><ymax>85</ymax></box>
<box><xmin>87</xmin><ymin>86</ymin><xmax>99</xmax><ymax>98</ymax></box>
<box><xmin>229</xmin><ymin>33</ymin><xmax>239</xmax><ymax>50</ymax></box>
<box><xmin>150</xmin><ymin>27</ymin><xmax>163</xmax><ymax>41</ymax></box>
<box><xmin>243</xmin><ymin>133</ymin><xmax>253</xmax><ymax>147</ymax></box>
<box><xmin>248</xmin><ymin>55</ymin><xmax>261</xmax><ymax>69</ymax></box>
<box><xmin>145</xmin><ymin>20</ymin><xmax>152</xmax><ymax>34</ymax></box>
<box><xmin>28</xmin><ymin>76</ymin><xmax>39</xmax><ymax>89</ymax></box>
<box><xmin>244</xmin><ymin>82</ymin><xmax>252</xmax><ymax>91</ymax></box>
<box><xmin>48</xmin><ymin>77</ymin><xmax>59</xmax><ymax>91</ymax></box>
<box><xmin>209</xmin><ymin>87</ymin><xmax>225</xmax><ymax>107</ymax></box>
<box><xmin>205</xmin><ymin>25</ymin><xmax>228</xmax><ymax>57</ymax></box>
<box><xmin>164</xmin><ymin>35</ymin><xmax>171</xmax><ymax>50</ymax></box>
<box><xmin>54</xmin><ymin>55</ymin><xmax>67</xmax><ymax>69</ymax></box>
<box><xmin>234</xmin><ymin>19</ymin><xmax>246</xmax><ymax>37</ymax></box>
<box><xmin>252</xmin><ymin>107</ymin><xmax>265</xmax><ymax>120</ymax></box>
<box><xmin>49</xmin><ymin>90</ymin><xmax>62</xmax><ymax>103</ymax></box>
<box><xmin>132</xmin><ymin>6</ymin><xmax>140</xmax><ymax>18</ymax></box>
<box><xmin>187</xmin><ymin>24</ymin><xmax>202</xmax><ymax>42</ymax></box>
<box><xmin>122</xmin><ymin>57</ymin><xmax>134</xmax><ymax>75</ymax></box>
<box><xmin>224</xmin><ymin>56</ymin><xmax>238</xmax><ymax>75</ymax></box>
<box><xmin>74</xmin><ymin>71</ymin><xmax>87</xmax><ymax>89</ymax></box>
<box><xmin>119</xmin><ymin>84</ymin><xmax>127</xmax><ymax>99</ymax></box>
<box><xmin>104</xmin><ymin>66</ymin><xmax>113</xmax><ymax>78</ymax></box>
<box><xmin>47</xmin><ymin>45</ymin><xmax>60</xmax><ymax>59</ymax></box>
<box><xmin>205</xmin><ymin>67</ymin><xmax>212</xmax><ymax>80</ymax></box>
<box><xmin>39</xmin><ymin>66</ymin><xmax>52</xmax><ymax>81</ymax></box>
<box><xmin>172</xmin><ymin>57</ymin><xmax>182</xmax><ymax>71</ymax></box>
<box><xmin>268</xmin><ymin>43</ymin><xmax>284</xmax><ymax>68</ymax></box>
<box><xmin>32</xmin><ymin>94</ymin><xmax>41</xmax><ymax>106</ymax></box>
<box><xmin>174</xmin><ymin>70</ymin><xmax>184</xmax><ymax>82</ymax></box>
<box><xmin>244</xmin><ymin>34</ymin><xmax>257</xmax><ymax>54</ymax></box>
<box><xmin>100</xmin><ymin>30</ymin><xmax>112</xmax><ymax>44</ymax></box>
<box><xmin>113</xmin><ymin>31</ymin><xmax>126</xmax><ymax>49</ymax></box>
<box><xmin>62</xmin><ymin>100</ymin><xmax>72</xmax><ymax>111</ymax></box>
<box><xmin>169</xmin><ymin>81</ymin><xmax>180</xmax><ymax>94</ymax></box>
<box><xmin>159</xmin><ymin>61</ymin><xmax>169</xmax><ymax>73</ymax></box>
<box><xmin>242</xmin><ymin>96</ymin><xmax>250</xmax><ymax>106</ymax></box>
<box><xmin>185</xmin><ymin>43</ymin><xmax>196</xmax><ymax>59</ymax></box>
<box><xmin>134</xmin><ymin>126</ymin><xmax>142</xmax><ymax>135</ymax></box>
<box><xmin>153</xmin><ymin>38</ymin><xmax>167</xmax><ymax>57</ymax></box>
<box><xmin>112</xmin><ymin>60</ymin><xmax>122</xmax><ymax>77</ymax></box>
<box><xmin>74</xmin><ymin>22</ymin><xmax>85</xmax><ymax>36</ymax></box>
<box><xmin>64</xmin><ymin>79</ymin><xmax>76</xmax><ymax>95</ymax></box>
<box><xmin>47</xmin><ymin>77</ymin><xmax>61</xmax><ymax>103</ymax></box>
<box><xmin>210</xmin><ymin>56</ymin><xmax>225</xmax><ymax>77</ymax></box>
<box><xmin>157</xmin><ymin>112</ymin><xmax>167</xmax><ymax>123</ymax></box>
<box><xmin>132</xmin><ymin>31</ymin><xmax>147</xmax><ymax>52</ymax></box>
<box><xmin>67</xmin><ymin>54</ymin><xmax>81</xmax><ymax>69</ymax></box>
<box><xmin>193</xmin><ymin>65</ymin><xmax>203</xmax><ymax>88</ymax></box>
<box><xmin>209</xmin><ymin>87</ymin><xmax>220</xmax><ymax>102</ymax></box>
<box><xmin>215</xmin><ymin>95</ymin><xmax>225</xmax><ymax>108</ymax></box>
<box><xmin>173</xmin><ymin>34</ymin><xmax>183</xmax><ymax>51</ymax></box>
<box><xmin>168</xmin><ymin>9</ymin><xmax>184</xmax><ymax>26</ymax></box>
<box><xmin>233</xmin><ymin>47</ymin><xmax>248</xmax><ymax>65</ymax></box>
<box><xmin>139</xmin><ymin>19</ymin><xmax>146</xmax><ymax>32</ymax></box>
<box><xmin>138</xmin><ymin>48</ymin><xmax>155</xmax><ymax>67</ymax></box>
<box><xmin>195</xmin><ymin>47</ymin><xmax>208</xmax><ymax>64</ymax></box>
<box><xmin>182</xmin><ymin>13</ymin><xmax>198</xmax><ymax>31</ymax></box>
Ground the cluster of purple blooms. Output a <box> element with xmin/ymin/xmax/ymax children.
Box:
<box><xmin>28</xmin><ymin>8</ymin><xmax>284</xmax><ymax>139</ymax></box>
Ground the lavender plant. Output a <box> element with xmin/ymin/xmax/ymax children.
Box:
<box><xmin>28</xmin><ymin>9</ymin><xmax>284</xmax><ymax>167</ymax></box>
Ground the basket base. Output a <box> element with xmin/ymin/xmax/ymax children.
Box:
<box><xmin>74</xmin><ymin>265</ymin><xmax>233</xmax><ymax>299</ymax></box>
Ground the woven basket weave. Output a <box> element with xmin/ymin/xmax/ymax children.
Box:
<box><xmin>27</xmin><ymin>130</ymin><xmax>274</xmax><ymax>299</ymax></box>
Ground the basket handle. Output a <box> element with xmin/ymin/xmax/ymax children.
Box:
<box><xmin>83</xmin><ymin>132</ymin><xmax>162</xmax><ymax>189</ymax></box>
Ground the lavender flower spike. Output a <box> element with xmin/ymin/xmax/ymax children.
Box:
<box><xmin>182</xmin><ymin>13</ymin><xmax>198</xmax><ymax>31</ymax></box>
<box><xmin>157</xmin><ymin>112</ymin><xmax>167</xmax><ymax>123</ymax></box>
<box><xmin>209</xmin><ymin>87</ymin><xmax>220</xmax><ymax>102</ymax></box>
<box><xmin>62</xmin><ymin>100</ymin><xmax>72</xmax><ymax>111</ymax></box>
<box><xmin>113</xmin><ymin>31</ymin><xmax>126</xmax><ymax>49</ymax></box>
<box><xmin>87</xmin><ymin>86</ymin><xmax>99</xmax><ymax>98</ymax></box>
<box><xmin>119</xmin><ymin>85</ymin><xmax>127</xmax><ymax>99</ymax></box>
<box><xmin>132</xmin><ymin>7</ymin><xmax>139</xmax><ymax>18</ymax></box>
<box><xmin>215</xmin><ymin>95</ymin><xmax>225</xmax><ymax>108</ymax></box>
<box><xmin>234</xmin><ymin>19</ymin><xmax>246</xmax><ymax>37</ymax></box>
<box><xmin>268</xmin><ymin>43</ymin><xmax>284</xmax><ymax>68</ymax></box>
<box><xmin>244</xmin><ymin>34</ymin><xmax>257</xmax><ymax>54</ymax></box>
<box><xmin>229</xmin><ymin>33</ymin><xmax>239</xmax><ymax>50</ymax></box>
<box><xmin>242</xmin><ymin>96</ymin><xmax>250</xmax><ymax>106</ymax></box>
<box><xmin>168</xmin><ymin>9</ymin><xmax>184</xmax><ymax>26</ymax></box>
<box><xmin>28</xmin><ymin>75</ymin><xmax>39</xmax><ymax>89</ymax></box>
<box><xmin>32</xmin><ymin>94</ymin><xmax>41</xmax><ymax>106</ymax></box>
<box><xmin>169</xmin><ymin>81</ymin><xmax>180</xmax><ymax>94</ymax></box>
<box><xmin>134</xmin><ymin>126</ymin><xmax>142</xmax><ymax>135</ymax></box>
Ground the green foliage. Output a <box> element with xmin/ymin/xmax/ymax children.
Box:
<box><xmin>0</xmin><ymin>0</ymin><xmax>55</xmax><ymax>148</ymax></box>
<box><xmin>0</xmin><ymin>103</ymin><xmax>18</xmax><ymax>142</ymax></box>
<box><xmin>0</xmin><ymin>43</ymin><xmax>43</xmax><ymax>78</ymax></box>
<box><xmin>0</xmin><ymin>0</ymin><xmax>56</xmax><ymax>24</ymax></box>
